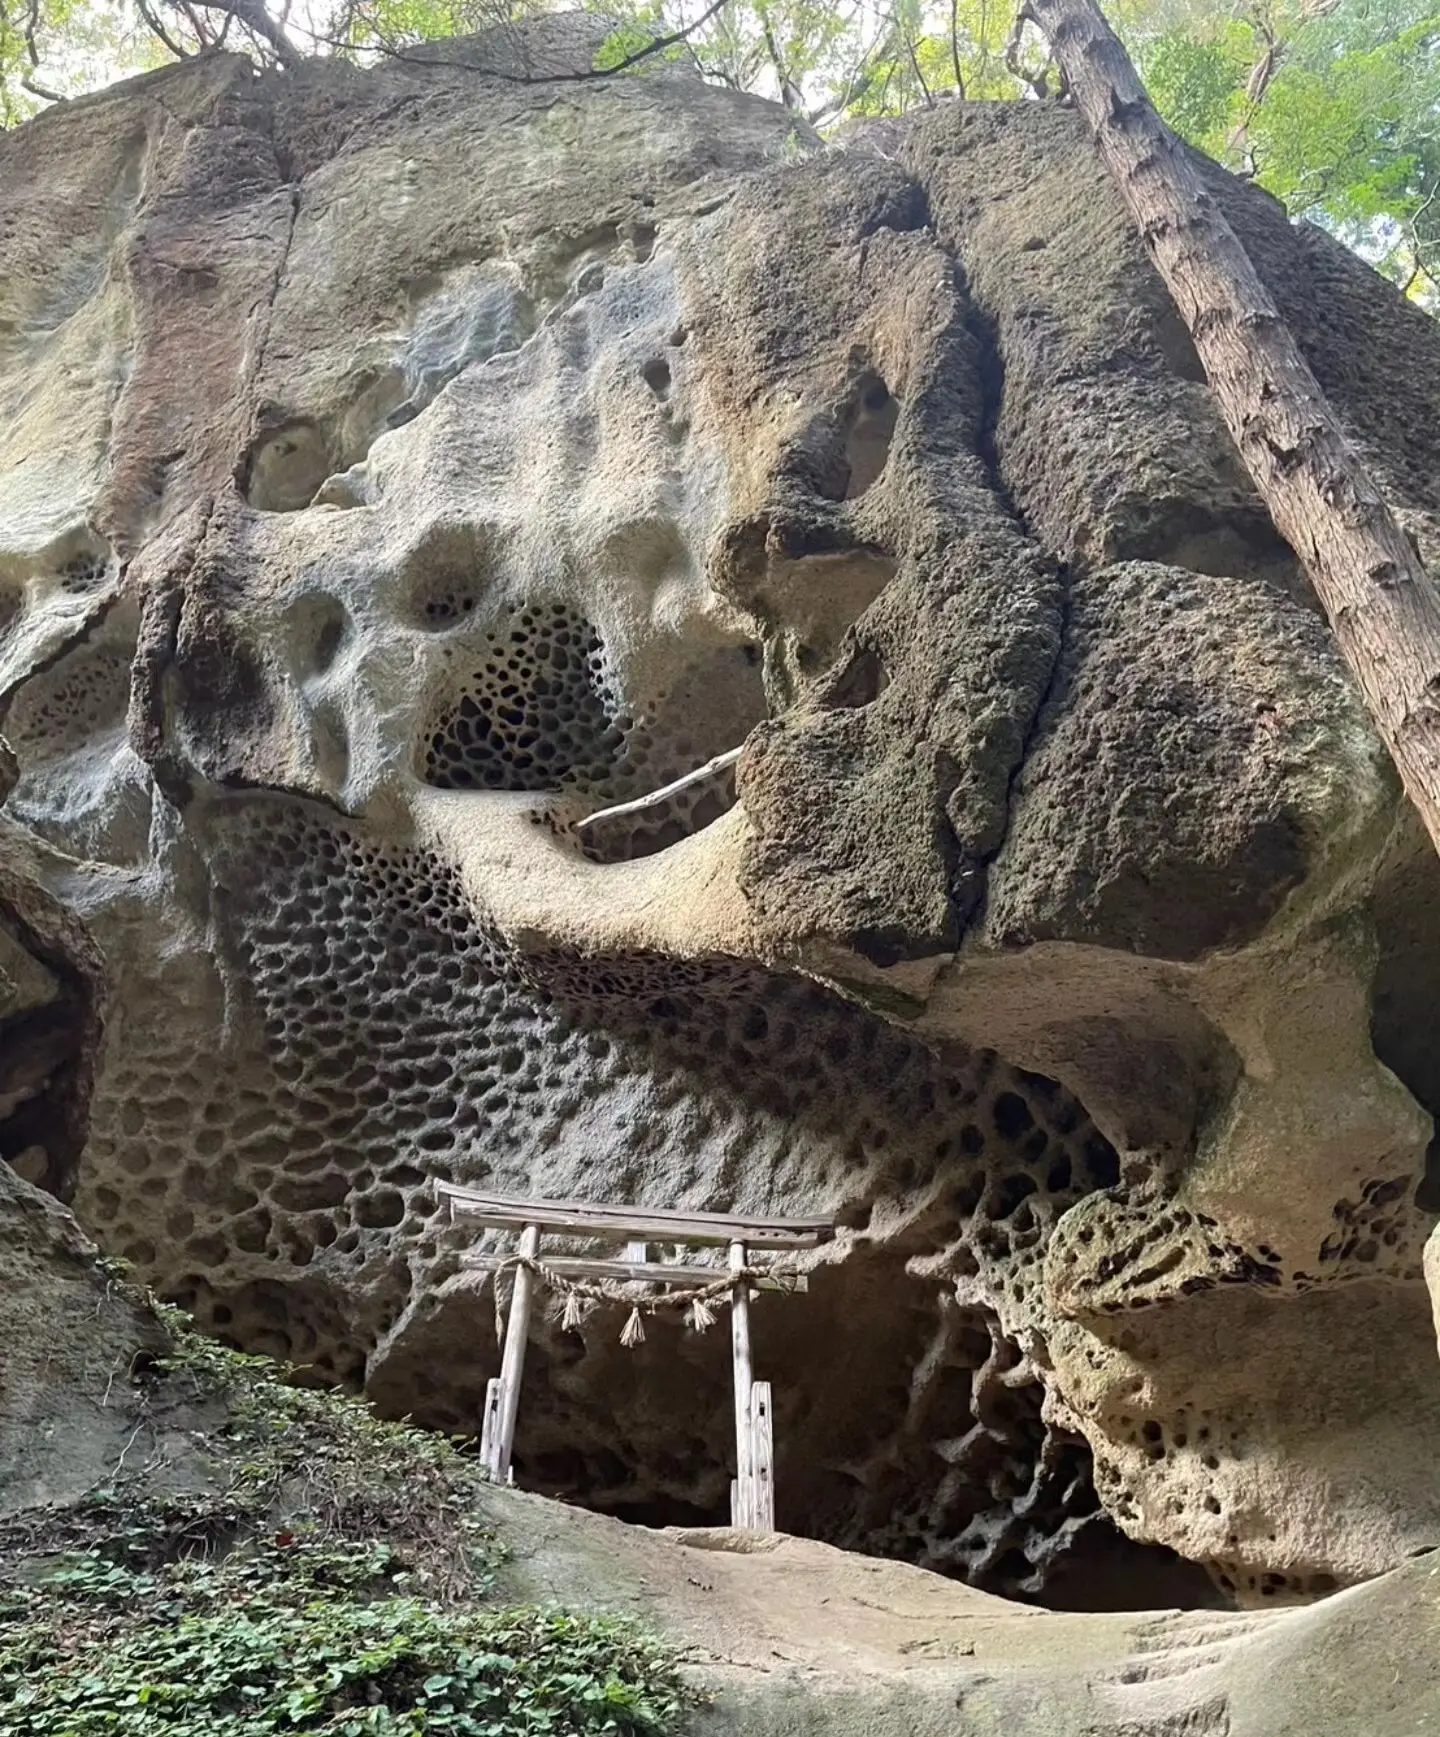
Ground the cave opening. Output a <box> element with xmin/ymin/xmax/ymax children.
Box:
<box><xmin>495</xmin><ymin>1244</ymin><xmax>1224</xmax><ymax>1616</ymax></box>
<box><xmin>114</xmin><ymin>801</ymin><xmax>1228</xmax><ymax>1621</ymax></box>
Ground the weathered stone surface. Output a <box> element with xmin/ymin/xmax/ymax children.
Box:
<box><xmin>0</xmin><ymin>1163</ymin><xmax>169</xmax><ymax>1512</ymax></box>
<box><xmin>10</xmin><ymin>1229</ymin><xmax>1440</xmax><ymax>1737</ymax></box>
<box><xmin>4</xmin><ymin>30</ymin><xmax>1440</xmax><ymax>1614</ymax></box>
<box><xmin>493</xmin><ymin>1499</ymin><xmax>1440</xmax><ymax>1736</ymax></box>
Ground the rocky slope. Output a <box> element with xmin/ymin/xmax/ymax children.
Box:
<box><xmin>5</xmin><ymin>1166</ymin><xmax>1440</xmax><ymax>1735</ymax></box>
<box><xmin>3</xmin><ymin>17</ymin><xmax>1440</xmax><ymax>1626</ymax></box>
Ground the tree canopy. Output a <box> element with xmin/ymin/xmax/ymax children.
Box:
<box><xmin>1115</xmin><ymin>0</ymin><xmax>1440</xmax><ymax>299</ymax></box>
<box><xmin>1</xmin><ymin>0</ymin><xmax>1436</xmax><ymax>304</ymax></box>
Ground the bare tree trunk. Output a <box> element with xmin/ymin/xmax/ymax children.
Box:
<box><xmin>1023</xmin><ymin>0</ymin><xmax>1440</xmax><ymax>856</ymax></box>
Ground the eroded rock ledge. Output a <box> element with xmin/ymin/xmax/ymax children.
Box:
<box><xmin>4</xmin><ymin>29</ymin><xmax>1440</xmax><ymax>1608</ymax></box>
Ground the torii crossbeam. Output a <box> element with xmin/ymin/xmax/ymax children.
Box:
<box><xmin>439</xmin><ymin>1182</ymin><xmax>835</xmax><ymax>1532</ymax></box>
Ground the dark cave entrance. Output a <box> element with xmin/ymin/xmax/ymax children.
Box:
<box><xmin>498</xmin><ymin>1245</ymin><xmax>1223</xmax><ymax>1615</ymax></box>
<box><xmin>153</xmin><ymin>803</ymin><xmax>1229</xmax><ymax>1618</ymax></box>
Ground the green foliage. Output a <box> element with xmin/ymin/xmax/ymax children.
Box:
<box><xmin>1</xmin><ymin>0</ymin><xmax>1437</xmax><ymax>308</ymax></box>
<box><xmin>1249</xmin><ymin>3</ymin><xmax>1440</xmax><ymax>260</ymax></box>
<box><xmin>141</xmin><ymin>1304</ymin><xmax>496</xmax><ymax>1600</ymax></box>
<box><xmin>1115</xmin><ymin>0</ymin><xmax>1440</xmax><ymax>303</ymax></box>
<box><xmin>0</xmin><ymin>1538</ymin><xmax>686</xmax><ymax>1735</ymax></box>
<box><xmin>0</xmin><ymin>1545</ymin><xmax>685</xmax><ymax>1735</ymax></box>
<box><xmin>1139</xmin><ymin>22</ymin><xmax>1248</xmax><ymax>151</ymax></box>
<box><xmin>0</xmin><ymin>1313</ymin><xmax>691</xmax><ymax>1737</ymax></box>
<box><xmin>0</xmin><ymin>0</ymin><xmax>1035</xmax><ymax>127</ymax></box>
<box><xmin>593</xmin><ymin>21</ymin><xmax>666</xmax><ymax>72</ymax></box>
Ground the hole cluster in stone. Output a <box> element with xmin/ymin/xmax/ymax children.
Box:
<box><xmin>1320</xmin><ymin>1172</ymin><xmax>1426</xmax><ymax>1276</ymax></box>
<box><xmin>58</xmin><ymin>552</ymin><xmax>110</xmax><ymax>594</ymax></box>
<box><xmin>421</xmin><ymin>602</ymin><xmax>629</xmax><ymax>793</ymax></box>
<box><xmin>73</xmin><ymin>795</ymin><xmax>1184</xmax><ymax>1604</ymax></box>
<box><xmin>5</xmin><ymin>646</ymin><xmax>131</xmax><ymax>763</ymax></box>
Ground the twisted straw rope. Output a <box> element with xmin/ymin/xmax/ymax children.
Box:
<box><xmin>487</xmin><ymin>1252</ymin><xmax>800</xmax><ymax>1347</ymax></box>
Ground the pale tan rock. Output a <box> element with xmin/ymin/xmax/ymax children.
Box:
<box><xmin>2</xmin><ymin>31</ymin><xmax>1440</xmax><ymax>1609</ymax></box>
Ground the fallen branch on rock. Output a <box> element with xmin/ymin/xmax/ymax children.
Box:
<box><xmin>573</xmin><ymin>745</ymin><xmax>744</xmax><ymax>834</ymax></box>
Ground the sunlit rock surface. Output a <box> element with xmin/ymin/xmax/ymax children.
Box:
<box><xmin>4</xmin><ymin>29</ymin><xmax>1440</xmax><ymax>1608</ymax></box>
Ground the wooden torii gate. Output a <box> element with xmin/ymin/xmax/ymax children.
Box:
<box><xmin>438</xmin><ymin>1182</ymin><xmax>834</xmax><ymax>1532</ymax></box>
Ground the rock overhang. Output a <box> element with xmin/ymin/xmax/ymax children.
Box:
<box><xmin>2</xmin><ymin>33</ymin><xmax>1440</xmax><ymax>1607</ymax></box>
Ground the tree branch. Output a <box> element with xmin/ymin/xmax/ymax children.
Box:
<box><xmin>574</xmin><ymin>747</ymin><xmax>742</xmax><ymax>833</ymax></box>
<box><xmin>187</xmin><ymin>0</ymin><xmax>300</xmax><ymax>64</ymax></box>
<box><xmin>305</xmin><ymin>0</ymin><xmax>731</xmax><ymax>86</ymax></box>
<box><xmin>906</xmin><ymin>26</ymin><xmax>935</xmax><ymax>107</ymax></box>
<box><xmin>581</xmin><ymin>0</ymin><xmax>731</xmax><ymax>80</ymax></box>
<box><xmin>805</xmin><ymin>10</ymin><xmax>889</xmax><ymax>125</ymax></box>
<box><xmin>758</xmin><ymin>11</ymin><xmax>803</xmax><ymax>108</ymax></box>
<box><xmin>135</xmin><ymin>0</ymin><xmax>190</xmax><ymax>60</ymax></box>
<box><xmin>179</xmin><ymin>0</ymin><xmax>214</xmax><ymax>48</ymax></box>
<box><xmin>973</xmin><ymin>0</ymin><xmax>991</xmax><ymax>92</ymax></box>
<box><xmin>950</xmin><ymin>0</ymin><xmax>966</xmax><ymax>97</ymax></box>
<box><xmin>20</xmin><ymin>71</ymin><xmax>63</xmax><ymax>99</ymax></box>
<box><xmin>1005</xmin><ymin>7</ymin><xmax>1051</xmax><ymax>98</ymax></box>
<box><xmin>1225</xmin><ymin>5</ymin><xmax>1282</xmax><ymax>162</ymax></box>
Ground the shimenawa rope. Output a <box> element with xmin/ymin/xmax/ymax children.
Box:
<box><xmin>487</xmin><ymin>1252</ymin><xmax>795</xmax><ymax>1348</ymax></box>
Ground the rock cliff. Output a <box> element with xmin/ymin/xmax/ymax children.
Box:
<box><xmin>4</xmin><ymin>27</ymin><xmax>1440</xmax><ymax>1613</ymax></box>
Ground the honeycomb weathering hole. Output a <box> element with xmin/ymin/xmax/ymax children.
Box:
<box><xmin>5</xmin><ymin>644</ymin><xmax>131</xmax><ymax>762</ymax></box>
<box><xmin>422</xmin><ymin>601</ymin><xmax>629</xmax><ymax>792</ymax></box>
<box><xmin>420</xmin><ymin>600</ymin><xmax>757</xmax><ymax>857</ymax></box>
<box><xmin>843</xmin><ymin>372</ymin><xmax>899</xmax><ymax>499</ymax></box>
<box><xmin>501</xmin><ymin>1253</ymin><xmax>1220</xmax><ymax>1613</ymax></box>
<box><xmin>245</xmin><ymin>421</ymin><xmax>332</xmax><ymax>513</ymax></box>
<box><xmin>80</xmin><ymin>798</ymin><xmax>1219</xmax><ymax>1613</ymax></box>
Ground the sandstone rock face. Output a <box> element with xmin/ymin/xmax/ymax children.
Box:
<box><xmin>3</xmin><ymin>35</ymin><xmax>1440</xmax><ymax>1607</ymax></box>
<box><xmin>0</xmin><ymin>1161</ymin><xmax>171</xmax><ymax>1512</ymax></box>
<box><xmin>0</xmin><ymin>830</ymin><xmax>123</xmax><ymax>1510</ymax></box>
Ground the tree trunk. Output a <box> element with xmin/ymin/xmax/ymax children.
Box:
<box><xmin>1024</xmin><ymin>0</ymin><xmax>1440</xmax><ymax>857</ymax></box>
